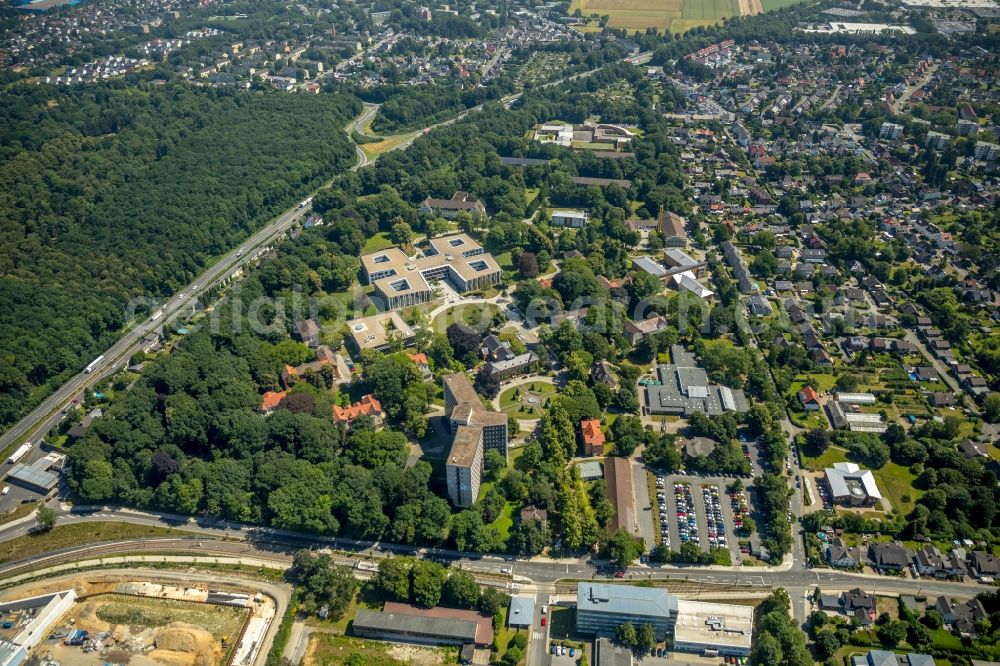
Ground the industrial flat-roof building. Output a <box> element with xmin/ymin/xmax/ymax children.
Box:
<box><xmin>643</xmin><ymin>346</ymin><xmax>748</xmax><ymax>417</ymax></box>
<box><xmin>360</xmin><ymin>234</ymin><xmax>501</xmax><ymax>310</ymax></box>
<box><xmin>575</xmin><ymin>583</ymin><xmax>678</xmax><ymax>641</ymax></box>
<box><xmin>594</xmin><ymin>637</ymin><xmax>634</xmax><ymax>666</ymax></box>
<box><xmin>672</xmin><ymin>600</ymin><xmax>753</xmax><ymax>657</ymax></box>
<box><xmin>5</xmin><ymin>452</ymin><xmax>64</xmax><ymax>495</ymax></box>
<box><xmin>825</xmin><ymin>401</ymin><xmax>888</xmax><ymax>434</ymax></box>
<box><xmin>825</xmin><ymin>462</ymin><xmax>882</xmax><ymax>507</ymax></box>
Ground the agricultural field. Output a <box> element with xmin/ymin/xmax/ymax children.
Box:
<box><xmin>569</xmin><ymin>0</ymin><xmax>758</xmax><ymax>32</ymax></box>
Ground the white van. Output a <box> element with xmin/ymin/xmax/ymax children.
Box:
<box><xmin>1</xmin><ymin>486</ymin><xmax>9</xmax><ymax>496</ymax></box>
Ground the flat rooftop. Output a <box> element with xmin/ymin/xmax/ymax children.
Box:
<box><xmin>673</xmin><ymin>600</ymin><xmax>753</xmax><ymax>652</ymax></box>
<box><xmin>577</xmin><ymin>582</ymin><xmax>676</xmax><ymax>619</ymax></box>
<box><xmin>361</xmin><ymin>234</ymin><xmax>501</xmax><ymax>298</ymax></box>
<box><xmin>449</xmin><ymin>425</ymin><xmax>483</xmax><ymax>467</ymax></box>
<box><xmin>346</xmin><ymin>311</ymin><xmax>415</xmax><ymax>351</ymax></box>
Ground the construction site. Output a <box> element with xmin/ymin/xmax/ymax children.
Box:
<box><xmin>0</xmin><ymin>572</ymin><xmax>280</xmax><ymax>666</ymax></box>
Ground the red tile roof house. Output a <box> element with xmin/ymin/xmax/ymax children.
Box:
<box><xmin>581</xmin><ymin>419</ymin><xmax>606</xmax><ymax>456</ymax></box>
<box><xmin>332</xmin><ymin>394</ymin><xmax>383</xmax><ymax>425</ymax></box>
<box><xmin>798</xmin><ymin>386</ymin><xmax>821</xmax><ymax>411</ymax></box>
<box><xmin>260</xmin><ymin>390</ymin><xmax>288</xmax><ymax>414</ymax></box>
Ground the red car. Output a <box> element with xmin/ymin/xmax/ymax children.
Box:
<box><xmin>541</xmin><ymin>617</ymin><xmax>547</xmax><ymax>626</ymax></box>
<box><xmin>614</xmin><ymin>571</ymin><xmax>625</xmax><ymax>578</ymax></box>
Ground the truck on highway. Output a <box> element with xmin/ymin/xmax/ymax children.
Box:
<box><xmin>8</xmin><ymin>442</ymin><xmax>31</xmax><ymax>465</ymax></box>
<box><xmin>299</xmin><ymin>197</ymin><xmax>313</xmax><ymax>208</ymax></box>
<box><xmin>84</xmin><ymin>355</ymin><xmax>105</xmax><ymax>374</ymax></box>
<box><xmin>150</xmin><ymin>309</ymin><xmax>164</xmax><ymax>322</ymax></box>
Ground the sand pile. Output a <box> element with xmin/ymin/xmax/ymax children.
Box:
<box><xmin>75</xmin><ymin>602</ymin><xmax>113</xmax><ymax>632</ymax></box>
<box><xmin>150</xmin><ymin>622</ymin><xmax>222</xmax><ymax>666</ymax></box>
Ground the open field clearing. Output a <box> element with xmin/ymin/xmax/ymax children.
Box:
<box><xmin>304</xmin><ymin>633</ymin><xmax>456</xmax><ymax>666</ymax></box>
<box><xmin>570</xmin><ymin>0</ymin><xmax>767</xmax><ymax>31</ymax></box>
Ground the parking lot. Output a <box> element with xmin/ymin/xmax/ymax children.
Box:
<box><xmin>653</xmin><ymin>472</ymin><xmax>748</xmax><ymax>564</ymax></box>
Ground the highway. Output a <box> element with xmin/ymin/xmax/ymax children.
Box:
<box><xmin>345</xmin><ymin>102</ymin><xmax>380</xmax><ymax>169</ymax></box>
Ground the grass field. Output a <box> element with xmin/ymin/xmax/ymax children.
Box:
<box><xmin>760</xmin><ymin>0</ymin><xmax>805</xmax><ymax>9</ymax></box>
<box><xmin>874</xmin><ymin>461</ymin><xmax>921</xmax><ymax>515</ymax></box>
<box><xmin>430</xmin><ymin>303</ymin><xmax>500</xmax><ymax>334</ymax></box>
<box><xmin>0</xmin><ymin>523</ymin><xmax>193</xmax><ymax>565</ymax></box>
<box><xmin>800</xmin><ymin>444</ymin><xmax>850</xmax><ymax>472</ymax></box>
<box><xmin>499</xmin><ymin>381</ymin><xmax>557</xmax><ymax>420</ymax></box>
<box><xmin>305</xmin><ymin>632</ymin><xmax>456</xmax><ymax>665</ymax></box>
<box><xmin>361</xmin><ymin>232</ymin><xmax>394</xmax><ymax>254</ymax></box>
<box><xmin>94</xmin><ymin>594</ymin><xmax>248</xmax><ymax>637</ymax></box>
<box><xmin>360</xmin><ymin>132</ymin><xmax>420</xmax><ymax>160</ymax></box>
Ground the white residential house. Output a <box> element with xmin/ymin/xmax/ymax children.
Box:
<box><xmin>551</xmin><ymin>210</ymin><xmax>589</xmax><ymax>228</ymax></box>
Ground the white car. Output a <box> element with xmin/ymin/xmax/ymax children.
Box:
<box><xmin>500</xmin><ymin>567</ymin><xmax>512</xmax><ymax>574</ymax></box>
<box><xmin>541</xmin><ymin>605</ymin><xmax>548</xmax><ymax>615</ymax></box>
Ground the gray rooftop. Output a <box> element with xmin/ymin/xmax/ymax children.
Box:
<box><xmin>577</xmin><ymin>460</ymin><xmax>604</xmax><ymax>480</ymax></box>
<box><xmin>353</xmin><ymin>609</ymin><xmax>478</xmax><ymax>643</ymax></box>
<box><xmin>6</xmin><ymin>461</ymin><xmax>59</xmax><ymax>491</ymax></box>
<box><xmin>632</xmin><ymin>256</ymin><xmax>667</xmax><ymax>277</ymax></box>
<box><xmin>577</xmin><ymin>582</ymin><xmax>677</xmax><ymax>619</ymax></box>
<box><xmin>508</xmin><ymin>596</ymin><xmax>536</xmax><ymax>627</ymax></box>
<box><xmin>644</xmin><ymin>346</ymin><xmax>747</xmax><ymax>416</ymax></box>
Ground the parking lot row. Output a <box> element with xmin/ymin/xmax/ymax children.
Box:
<box><xmin>654</xmin><ymin>473</ymin><xmax>746</xmax><ymax>563</ymax></box>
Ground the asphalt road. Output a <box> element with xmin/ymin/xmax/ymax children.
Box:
<box><xmin>345</xmin><ymin>102</ymin><xmax>380</xmax><ymax>170</ymax></box>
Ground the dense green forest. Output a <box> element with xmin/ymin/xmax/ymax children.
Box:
<box><xmin>0</xmin><ymin>84</ymin><xmax>360</xmax><ymax>429</ymax></box>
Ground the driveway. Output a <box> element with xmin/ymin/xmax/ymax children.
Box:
<box><xmin>631</xmin><ymin>462</ymin><xmax>655</xmax><ymax>551</ymax></box>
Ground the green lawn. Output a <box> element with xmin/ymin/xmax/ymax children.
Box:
<box><xmin>760</xmin><ymin>0</ymin><xmax>806</xmax><ymax>9</ymax></box>
<box><xmin>362</xmin><ymin>232</ymin><xmax>395</xmax><ymax>254</ymax></box>
<box><xmin>874</xmin><ymin>462</ymin><xmax>921</xmax><ymax>515</ymax></box>
<box><xmin>499</xmin><ymin>381</ymin><xmax>556</xmax><ymax>420</ymax></box>
<box><xmin>490</xmin><ymin>501</ymin><xmax>517</xmax><ymax>541</ymax></box>
<box><xmin>790</xmin><ymin>373</ymin><xmax>839</xmax><ymax>395</ymax></box>
<box><xmin>431</xmin><ymin>303</ymin><xmax>500</xmax><ymax>334</ymax></box>
<box><xmin>495</xmin><ymin>251</ymin><xmax>513</xmax><ymax>269</ymax></box>
<box><xmin>800</xmin><ymin>444</ymin><xmax>849</xmax><ymax>472</ymax></box>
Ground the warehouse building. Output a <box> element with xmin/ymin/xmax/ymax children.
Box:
<box><xmin>575</xmin><ymin>583</ymin><xmax>678</xmax><ymax>641</ymax></box>
<box><xmin>672</xmin><ymin>600</ymin><xmax>753</xmax><ymax>657</ymax></box>
<box><xmin>352</xmin><ymin>602</ymin><xmax>493</xmax><ymax>660</ymax></box>
<box><xmin>4</xmin><ymin>452</ymin><xmax>64</xmax><ymax>495</ymax></box>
